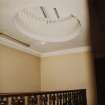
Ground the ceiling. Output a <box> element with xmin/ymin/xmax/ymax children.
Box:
<box><xmin>0</xmin><ymin>0</ymin><xmax>89</xmax><ymax>56</ymax></box>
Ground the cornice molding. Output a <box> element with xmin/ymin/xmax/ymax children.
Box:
<box><xmin>41</xmin><ymin>46</ymin><xmax>91</xmax><ymax>57</ymax></box>
<box><xmin>0</xmin><ymin>37</ymin><xmax>41</xmax><ymax>57</ymax></box>
<box><xmin>0</xmin><ymin>36</ymin><xmax>90</xmax><ymax>58</ymax></box>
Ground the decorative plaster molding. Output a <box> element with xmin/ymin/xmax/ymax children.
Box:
<box><xmin>41</xmin><ymin>46</ymin><xmax>91</xmax><ymax>57</ymax></box>
<box><xmin>0</xmin><ymin>36</ymin><xmax>90</xmax><ymax>57</ymax></box>
<box><xmin>0</xmin><ymin>37</ymin><xmax>41</xmax><ymax>57</ymax></box>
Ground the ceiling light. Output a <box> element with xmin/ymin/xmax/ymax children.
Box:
<box><xmin>14</xmin><ymin>6</ymin><xmax>81</xmax><ymax>43</ymax></box>
<box><xmin>41</xmin><ymin>41</ymin><xmax>46</xmax><ymax>45</ymax></box>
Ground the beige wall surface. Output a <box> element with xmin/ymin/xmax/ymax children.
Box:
<box><xmin>0</xmin><ymin>44</ymin><xmax>96</xmax><ymax>105</ymax></box>
<box><xmin>0</xmin><ymin>44</ymin><xmax>41</xmax><ymax>92</ymax></box>
<box><xmin>41</xmin><ymin>52</ymin><xmax>96</xmax><ymax>105</ymax></box>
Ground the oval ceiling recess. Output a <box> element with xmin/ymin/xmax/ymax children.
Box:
<box><xmin>14</xmin><ymin>6</ymin><xmax>81</xmax><ymax>43</ymax></box>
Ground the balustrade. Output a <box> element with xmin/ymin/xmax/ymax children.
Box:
<box><xmin>0</xmin><ymin>89</ymin><xmax>87</xmax><ymax>105</ymax></box>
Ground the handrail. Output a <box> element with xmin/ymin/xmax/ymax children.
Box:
<box><xmin>0</xmin><ymin>89</ymin><xmax>86</xmax><ymax>97</ymax></box>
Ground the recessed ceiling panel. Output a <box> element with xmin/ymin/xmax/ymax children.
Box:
<box><xmin>0</xmin><ymin>0</ymin><xmax>89</xmax><ymax>54</ymax></box>
<box><xmin>14</xmin><ymin>6</ymin><xmax>81</xmax><ymax>42</ymax></box>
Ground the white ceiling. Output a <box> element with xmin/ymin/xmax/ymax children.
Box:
<box><xmin>0</xmin><ymin>0</ymin><xmax>89</xmax><ymax>56</ymax></box>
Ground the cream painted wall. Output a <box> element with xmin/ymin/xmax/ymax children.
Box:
<box><xmin>0</xmin><ymin>44</ymin><xmax>41</xmax><ymax>92</ymax></box>
<box><xmin>0</xmin><ymin>44</ymin><xmax>96</xmax><ymax>105</ymax></box>
<box><xmin>41</xmin><ymin>51</ymin><xmax>96</xmax><ymax>105</ymax></box>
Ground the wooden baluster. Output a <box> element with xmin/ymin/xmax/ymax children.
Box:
<box><xmin>68</xmin><ymin>92</ymin><xmax>72</xmax><ymax>105</ymax></box>
<box><xmin>59</xmin><ymin>94</ymin><xmax>62</xmax><ymax>105</ymax></box>
<box><xmin>49</xmin><ymin>94</ymin><xmax>52</xmax><ymax>105</ymax></box>
<box><xmin>72</xmin><ymin>91</ymin><xmax>76</xmax><ymax>105</ymax></box>
<box><xmin>39</xmin><ymin>95</ymin><xmax>43</xmax><ymax>105</ymax></box>
<box><xmin>0</xmin><ymin>97</ymin><xmax>8</xmax><ymax>105</ymax></box>
<box><xmin>78</xmin><ymin>91</ymin><xmax>83</xmax><ymax>105</ymax></box>
<box><xmin>28</xmin><ymin>95</ymin><xmax>37</xmax><ymax>105</ymax></box>
<box><xmin>77</xmin><ymin>91</ymin><xmax>81</xmax><ymax>105</ymax></box>
<box><xmin>62</xmin><ymin>93</ymin><xmax>65</xmax><ymax>105</ymax></box>
<box><xmin>66</xmin><ymin>93</ymin><xmax>68</xmax><ymax>105</ymax></box>
<box><xmin>11</xmin><ymin>96</ymin><xmax>17</xmax><ymax>105</ymax></box>
<box><xmin>72</xmin><ymin>92</ymin><xmax>74</xmax><ymax>105</ymax></box>
<box><xmin>43</xmin><ymin>95</ymin><xmax>48</xmax><ymax>105</ymax></box>
<box><xmin>56</xmin><ymin>94</ymin><xmax>58</xmax><ymax>105</ymax></box>
<box><xmin>73</xmin><ymin>91</ymin><xmax>78</xmax><ymax>105</ymax></box>
<box><xmin>63</xmin><ymin>93</ymin><xmax>67</xmax><ymax>105</ymax></box>
<box><xmin>76</xmin><ymin>91</ymin><xmax>80</xmax><ymax>105</ymax></box>
<box><xmin>76</xmin><ymin>91</ymin><xmax>79</xmax><ymax>105</ymax></box>
<box><xmin>52</xmin><ymin>94</ymin><xmax>56</xmax><ymax>105</ymax></box>
<box><xmin>55</xmin><ymin>94</ymin><xmax>57</xmax><ymax>105</ymax></box>
<box><xmin>11</xmin><ymin>96</ymin><xmax>25</xmax><ymax>105</ymax></box>
<box><xmin>75</xmin><ymin>91</ymin><xmax>78</xmax><ymax>105</ymax></box>
<box><xmin>57</xmin><ymin>94</ymin><xmax>59</xmax><ymax>105</ymax></box>
<box><xmin>79</xmin><ymin>91</ymin><xmax>83</xmax><ymax>105</ymax></box>
<box><xmin>67</xmin><ymin>92</ymin><xmax>70</xmax><ymax>105</ymax></box>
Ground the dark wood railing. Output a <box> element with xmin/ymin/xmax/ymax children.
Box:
<box><xmin>0</xmin><ymin>89</ymin><xmax>87</xmax><ymax>105</ymax></box>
